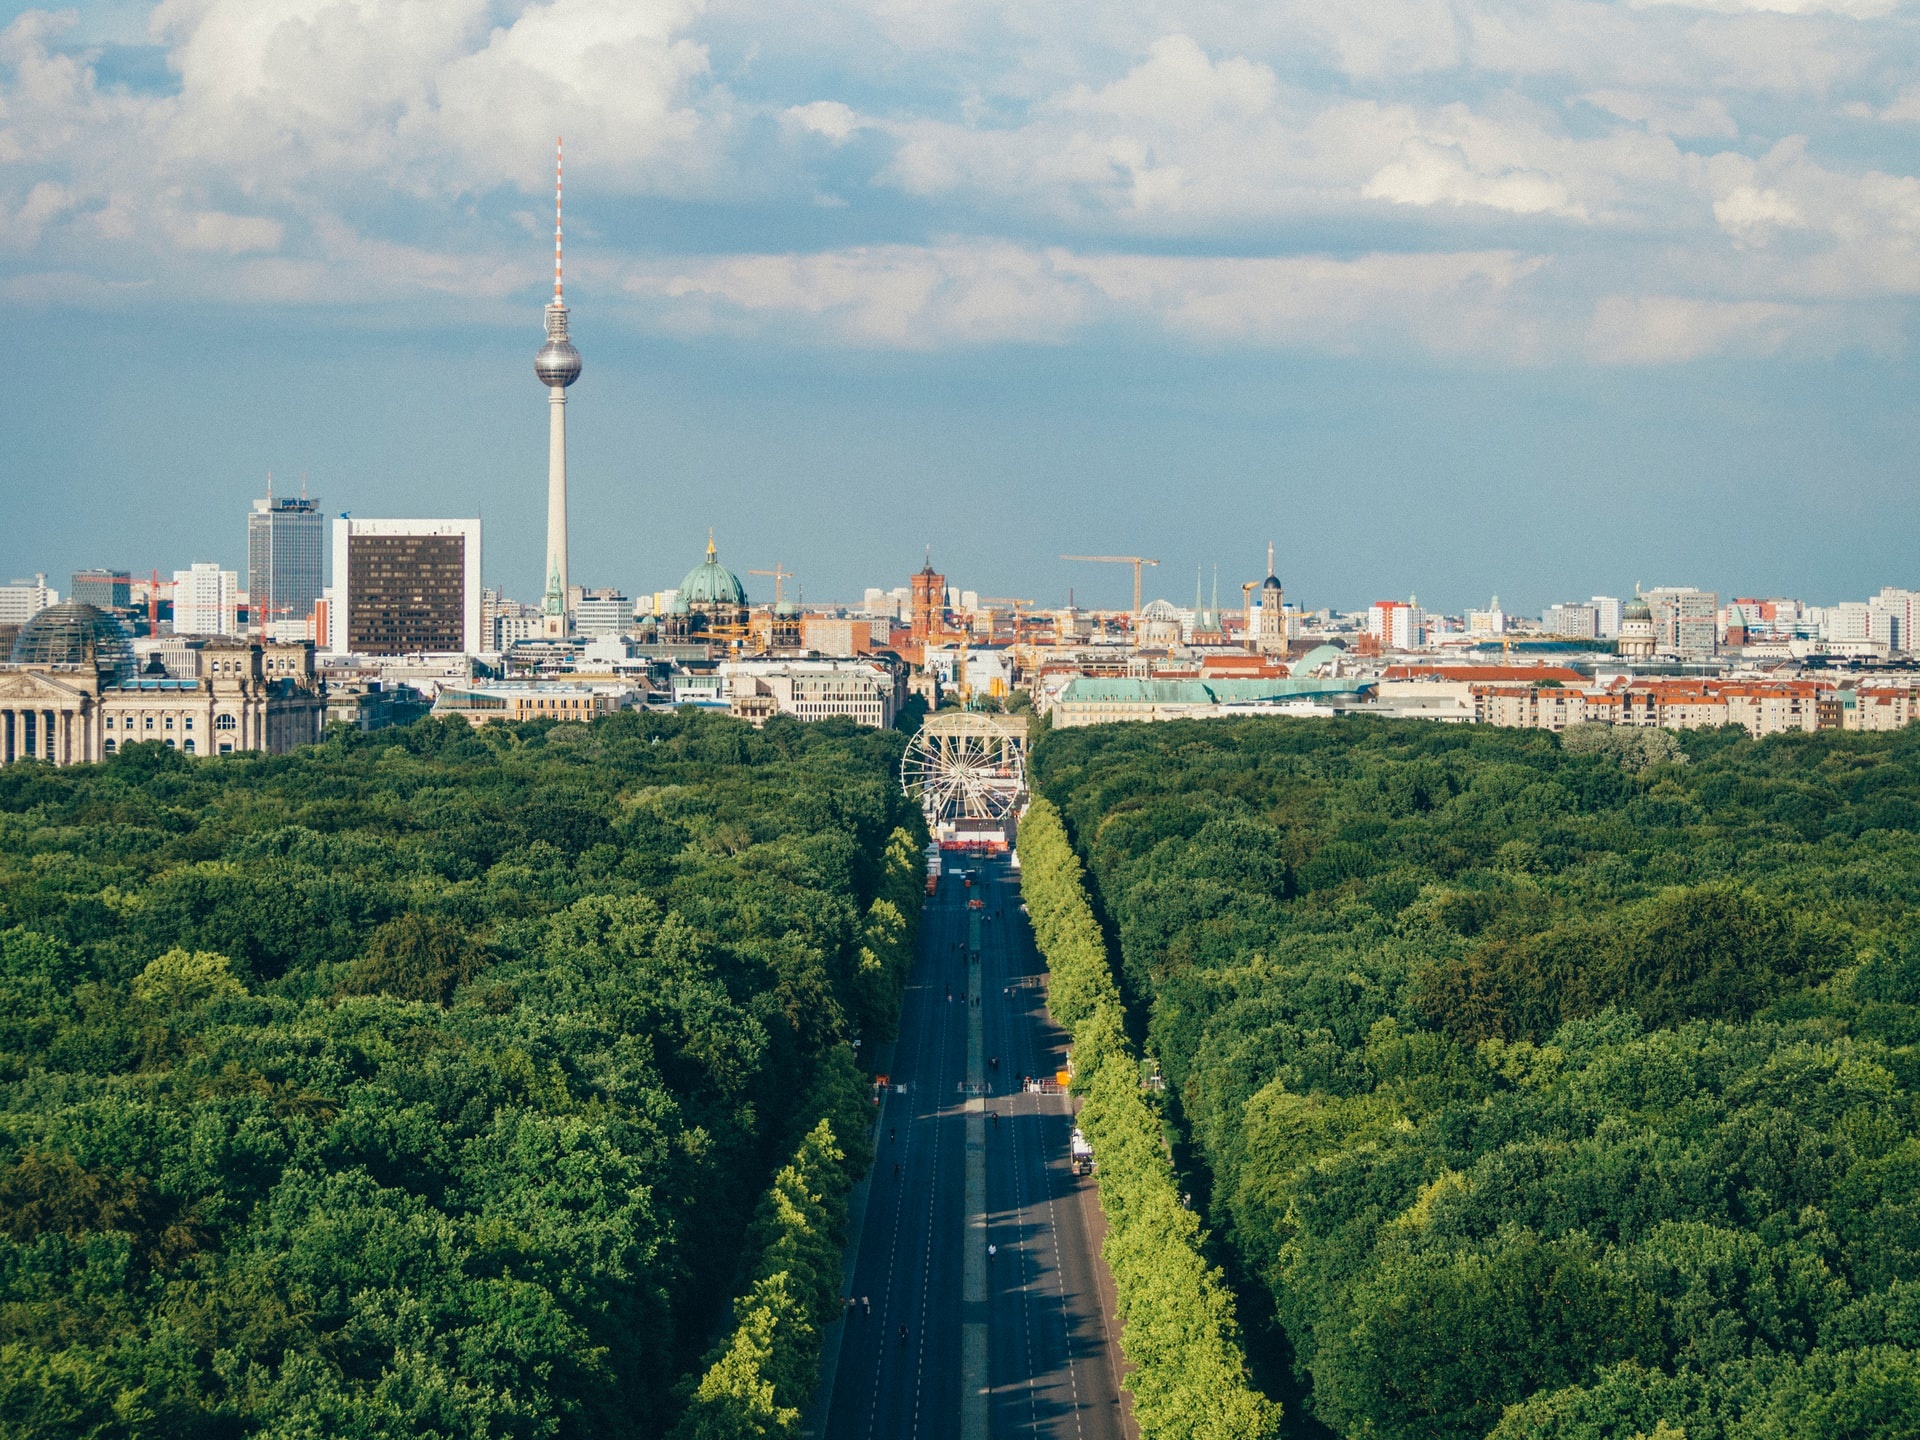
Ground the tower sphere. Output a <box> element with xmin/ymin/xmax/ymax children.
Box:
<box><xmin>535</xmin><ymin>336</ymin><xmax>581</xmax><ymax>388</ymax></box>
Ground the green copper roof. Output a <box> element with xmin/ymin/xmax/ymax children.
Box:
<box><xmin>678</xmin><ymin>533</ymin><xmax>747</xmax><ymax>608</ymax></box>
<box><xmin>1058</xmin><ymin>676</ymin><xmax>1371</xmax><ymax>705</ymax></box>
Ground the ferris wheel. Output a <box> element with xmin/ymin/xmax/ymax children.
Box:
<box><xmin>900</xmin><ymin>712</ymin><xmax>1029</xmax><ymax>827</ymax></box>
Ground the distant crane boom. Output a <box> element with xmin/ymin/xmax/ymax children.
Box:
<box><xmin>747</xmin><ymin>564</ymin><xmax>794</xmax><ymax>605</ymax></box>
<box><xmin>1059</xmin><ymin>556</ymin><xmax>1160</xmax><ymax>616</ymax></box>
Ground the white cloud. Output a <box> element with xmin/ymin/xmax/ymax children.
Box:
<box><xmin>1626</xmin><ymin>0</ymin><xmax>1898</xmax><ymax>16</ymax></box>
<box><xmin>1713</xmin><ymin>183</ymin><xmax>1805</xmax><ymax>244</ymax></box>
<box><xmin>0</xmin><ymin>179</ymin><xmax>74</xmax><ymax>248</ymax></box>
<box><xmin>1587</xmin><ymin>293</ymin><xmax>1795</xmax><ymax>363</ymax></box>
<box><xmin>1871</xmin><ymin>86</ymin><xmax>1920</xmax><ymax>122</ymax></box>
<box><xmin>0</xmin><ymin>0</ymin><xmax>1915</xmax><ymax>366</ymax></box>
<box><xmin>623</xmin><ymin>241</ymin><xmax>1560</xmax><ymax>358</ymax></box>
<box><xmin>1055</xmin><ymin>35</ymin><xmax>1278</xmax><ymax>125</ymax></box>
<box><xmin>1364</xmin><ymin>137</ymin><xmax>1584</xmax><ymax>218</ymax></box>
<box><xmin>786</xmin><ymin>100</ymin><xmax>863</xmax><ymax>142</ymax></box>
<box><xmin>1585</xmin><ymin>90</ymin><xmax>1739</xmax><ymax>138</ymax></box>
<box><xmin>165</xmin><ymin>208</ymin><xmax>284</xmax><ymax>254</ymax></box>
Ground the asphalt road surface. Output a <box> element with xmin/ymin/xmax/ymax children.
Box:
<box><xmin>825</xmin><ymin>856</ymin><xmax>1127</xmax><ymax>1440</ymax></box>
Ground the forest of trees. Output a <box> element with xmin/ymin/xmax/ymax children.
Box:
<box><xmin>0</xmin><ymin>712</ymin><xmax>922</xmax><ymax>1439</ymax></box>
<box><xmin>1034</xmin><ymin>717</ymin><xmax>1920</xmax><ymax>1440</ymax></box>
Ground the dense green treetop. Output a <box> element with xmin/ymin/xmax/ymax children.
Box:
<box><xmin>0</xmin><ymin>712</ymin><xmax>921</xmax><ymax>1440</ymax></box>
<box><xmin>1034</xmin><ymin>718</ymin><xmax>1920</xmax><ymax>1440</ymax></box>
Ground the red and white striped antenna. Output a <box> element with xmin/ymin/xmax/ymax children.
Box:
<box><xmin>553</xmin><ymin>136</ymin><xmax>565</xmax><ymax>305</ymax></box>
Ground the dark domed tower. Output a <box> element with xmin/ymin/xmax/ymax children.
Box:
<box><xmin>1256</xmin><ymin>542</ymin><xmax>1288</xmax><ymax>655</ymax></box>
<box><xmin>1618</xmin><ymin>594</ymin><xmax>1656</xmax><ymax>660</ymax></box>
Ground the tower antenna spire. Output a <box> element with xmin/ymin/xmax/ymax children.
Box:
<box><xmin>534</xmin><ymin>135</ymin><xmax>582</xmax><ymax>637</ymax></box>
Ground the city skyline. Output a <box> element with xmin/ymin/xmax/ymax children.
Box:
<box><xmin>4</xmin><ymin>1</ymin><xmax>1919</xmax><ymax>614</ymax></box>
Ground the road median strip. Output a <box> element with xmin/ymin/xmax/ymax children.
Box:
<box><xmin>1017</xmin><ymin>799</ymin><xmax>1283</xmax><ymax>1440</ymax></box>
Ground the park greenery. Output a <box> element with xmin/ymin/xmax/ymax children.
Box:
<box><xmin>1034</xmin><ymin>717</ymin><xmax>1920</xmax><ymax>1440</ymax></box>
<box><xmin>1018</xmin><ymin>799</ymin><xmax>1282</xmax><ymax>1440</ymax></box>
<box><xmin>0</xmin><ymin>712</ymin><xmax>921</xmax><ymax>1440</ymax></box>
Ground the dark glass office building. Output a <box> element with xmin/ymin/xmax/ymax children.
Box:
<box><xmin>248</xmin><ymin>496</ymin><xmax>326</xmax><ymax>630</ymax></box>
<box><xmin>70</xmin><ymin>569</ymin><xmax>132</xmax><ymax>609</ymax></box>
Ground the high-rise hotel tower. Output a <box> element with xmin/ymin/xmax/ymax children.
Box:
<box><xmin>534</xmin><ymin>138</ymin><xmax>582</xmax><ymax>637</ymax></box>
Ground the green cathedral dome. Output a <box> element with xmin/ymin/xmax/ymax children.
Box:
<box><xmin>678</xmin><ymin>534</ymin><xmax>748</xmax><ymax>609</ymax></box>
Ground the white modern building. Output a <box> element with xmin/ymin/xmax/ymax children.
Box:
<box><xmin>0</xmin><ymin>575</ymin><xmax>58</xmax><ymax>626</ymax></box>
<box><xmin>573</xmin><ymin>590</ymin><xmax>629</xmax><ymax>636</ymax></box>
<box><xmin>1645</xmin><ymin>586</ymin><xmax>1719</xmax><ymax>660</ymax></box>
<box><xmin>1370</xmin><ymin>599</ymin><xmax>1426</xmax><ymax>651</ymax></box>
<box><xmin>431</xmin><ymin>679</ymin><xmax>641</xmax><ymax>727</ymax></box>
<box><xmin>721</xmin><ymin>659</ymin><xmax>901</xmax><ymax>728</ymax></box>
<box><xmin>328</xmin><ymin>518</ymin><xmax>483</xmax><ymax>656</ymax></box>
<box><xmin>1543</xmin><ymin>602</ymin><xmax>1598</xmax><ymax>640</ymax></box>
<box><xmin>172</xmin><ymin>563</ymin><xmax>239</xmax><ymax>637</ymax></box>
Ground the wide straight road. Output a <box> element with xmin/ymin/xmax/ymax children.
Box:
<box><xmin>979</xmin><ymin>857</ymin><xmax>1128</xmax><ymax>1440</ymax></box>
<box><xmin>827</xmin><ymin>865</ymin><xmax>969</xmax><ymax>1440</ymax></box>
<box><xmin>825</xmin><ymin>854</ymin><xmax>1127</xmax><ymax>1440</ymax></box>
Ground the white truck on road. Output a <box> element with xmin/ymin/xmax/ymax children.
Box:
<box><xmin>1070</xmin><ymin>1127</ymin><xmax>1094</xmax><ymax>1176</ymax></box>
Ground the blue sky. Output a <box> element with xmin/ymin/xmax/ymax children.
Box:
<box><xmin>2</xmin><ymin>0</ymin><xmax>1917</xmax><ymax>615</ymax></box>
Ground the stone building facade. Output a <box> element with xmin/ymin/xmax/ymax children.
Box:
<box><xmin>0</xmin><ymin>604</ymin><xmax>324</xmax><ymax>766</ymax></box>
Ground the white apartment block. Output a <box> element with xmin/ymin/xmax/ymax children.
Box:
<box><xmin>1645</xmin><ymin>587</ymin><xmax>1718</xmax><ymax>659</ymax></box>
<box><xmin>172</xmin><ymin>563</ymin><xmax>239</xmax><ymax>637</ymax></box>
<box><xmin>573</xmin><ymin>591</ymin><xmax>631</xmax><ymax>637</ymax></box>
<box><xmin>1370</xmin><ymin>601</ymin><xmax>1426</xmax><ymax>650</ymax></box>
<box><xmin>0</xmin><ymin>575</ymin><xmax>58</xmax><ymax>625</ymax></box>
<box><xmin>1543</xmin><ymin>603</ymin><xmax>1598</xmax><ymax>640</ymax></box>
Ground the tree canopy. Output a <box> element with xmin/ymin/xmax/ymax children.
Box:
<box><xmin>1034</xmin><ymin>717</ymin><xmax>1920</xmax><ymax>1440</ymax></box>
<box><xmin>0</xmin><ymin>711</ymin><xmax>922</xmax><ymax>1439</ymax></box>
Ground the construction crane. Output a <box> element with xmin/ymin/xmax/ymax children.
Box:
<box><xmin>748</xmin><ymin>565</ymin><xmax>794</xmax><ymax>605</ymax></box>
<box><xmin>980</xmin><ymin>597</ymin><xmax>1036</xmax><ymax>644</ymax></box>
<box><xmin>1059</xmin><ymin>556</ymin><xmax>1160</xmax><ymax>616</ymax></box>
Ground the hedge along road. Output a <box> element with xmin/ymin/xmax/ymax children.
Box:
<box><xmin>824</xmin><ymin>855</ymin><xmax>1126</xmax><ymax>1439</ymax></box>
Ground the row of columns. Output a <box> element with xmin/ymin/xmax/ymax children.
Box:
<box><xmin>0</xmin><ymin>707</ymin><xmax>86</xmax><ymax>767</ymax></box>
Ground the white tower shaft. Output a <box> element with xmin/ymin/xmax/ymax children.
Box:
<box><xmin>535</xmin><ymin>137</ymin><xmax>579</xmax><ymax>638</ymax></box>
<box><xmin>545</xmin><ymin>386</ymin><xmax>568</xmax><ymax>630</ymax></box>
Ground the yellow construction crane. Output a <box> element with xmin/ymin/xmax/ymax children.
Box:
<box><xmin>1059</xmin><ymin>556</ymin><xmax>1160</xmax><ymax>616</ymax></box>
<box><xmin>748</xmin><ymin>565</ymin><xmax>794</xmax><ymax>605</ymax></box>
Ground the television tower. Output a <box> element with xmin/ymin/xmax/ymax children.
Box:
<box><xmin>534</xmin><ymin>137</ymin><xmax>582</xmax><ymax>637</ymax></box>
